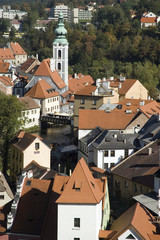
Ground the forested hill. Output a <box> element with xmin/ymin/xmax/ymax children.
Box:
<box><xmin>1</xmin><ymin>0</ymin><xmax>160</xmax><ymax>98</ymax></box>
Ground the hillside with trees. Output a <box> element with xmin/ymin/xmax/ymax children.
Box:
<box><xmin>1</xmin><ymin>0</ymin><xmax>160</xmax><ymax>97</ymax></box>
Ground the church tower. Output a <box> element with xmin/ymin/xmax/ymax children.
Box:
<box><xmin>52</xmin><ymin>12</ymin><xmax>68</xmax><ymax>90</ymax></box>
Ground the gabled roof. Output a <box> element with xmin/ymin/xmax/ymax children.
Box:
<box><xmin>0</xmin><ymin>76</ymin><xmax>13</xmax><ymax>86</ymax></box>
<box><xmin>12</xmin><ymin>131</ymin><xmax>43</xmax><ymax>152</ymax></box>
<box><xmin>0</xmin><ymin>62</ymin><xmax>10</xmax><ymax>73</ymax></box>
<box><xmin>20</xmin><ymin>57</ymin><xmax>40</xmax><ymax>73</ymax></box>
<box><xmin>23</xmin><ymin>160</ymin><xmax>48</xmax><ymax>179</ymax></box>
<box><xmin>19</xmin><ymin>96</ymin><xmax>40</xmax><ymax>110</ymax></box>
<box><xmin>79</xmin><ymin>109</ymin><xmax>135</xmax><ymax>130</ymax></box>
<box><xmin>34</xmin><ymin>58</ymin><xmax>66</xmax><ymax>89</ymax></box>
<box><xmin>0</xmin><ymin>48</ymin><xmax>14</xmax><ymax>60</ymax></box>
<box><xmin>56</xmin><ymin>158</ymin><xmax>104</xmax><ymax>204</ymax></box>
<box><xmin>11</xmin><ymin>178</ymin><xmax>52</xmax><ymax>235</ymax></box>
<box><xmin>68</xmin><ymin>74</ymin><xmax>94</xmax><ymax>93</ymax></box>
<box><xmin>109</xmin><ymin>78</ymin><xmax>138</xmax><ymax>95</ymax></box>
<box><xmin>139</xmin><ymin>101</ymin><xmax>160</xmax><ymax>118</ymax></box>
<box><xmin>80</xmin><ymin>126</ymin><xmax>103</xmax><ymax>146</ymax></box>
<box><xmin>111</xmin><ymin>139</ymin><xmax>160</xmax><ymax>188</ymax></box>
<box><xmin>141</xmin><ymin>17</ymin><xmax>157</xmax><ymax>23</ymax></box>
<box><xmin>10</xmin><ymin>42</ymin><xmax>27</xmax><ymax>56</ymax></box>
<box><xmin>110</xmin><ymin>202</ymin><xmax>156</xmax><ymax>240</ymax></box>
<box><xmin>25</xmin><ymin>78</ymin><xmax>59</xmax><ymax>99</ymax></box>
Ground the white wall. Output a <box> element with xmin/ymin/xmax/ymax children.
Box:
<box><xmin>23</xmin><ymin>138</ymin><xmax>50</xmax><ymax>169</ymax></box>
<box><xmin>58</xmin><ymin>202</ymin><xmax>102</xmax><ymax>240</ymax></box>
<box><xmin>78</xmin><ymin>129</ymin><xmax>91</xmax><ymax>140</ymax></box>
<box><xmin>22</xmin><ymin>108</ymin><xmax>40</xmax><ymax>129</ymax></box>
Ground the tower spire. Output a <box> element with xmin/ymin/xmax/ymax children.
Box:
<box><xmin>53</xmin><ymin>11</ymin><xmax>68</xmax><ymax>45</ymax></box>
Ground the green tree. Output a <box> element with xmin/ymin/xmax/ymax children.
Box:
<box><xmin>9</xmin><ymin>26</ymin><xmax>16</xmax><ymax>42</ymax></box>
<box><xmin>0</xmin><ymin>19</ymin><xmax>10</xmax><ymax>34</ymax></box>
<box><xmin>0</xmin><ymin>93</ymin><xmax>24</xmax><ymax>174</ymax></box>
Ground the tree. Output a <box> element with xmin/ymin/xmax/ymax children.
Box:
<box><xmin>9</xmin><ymin>26</ymin><xmax>16</xmax><ymax>42</ymax></box>
<box><xmin>0</xmin><ymin>93</ymin><xmax>24</xmax><ymax>174</ymax></box>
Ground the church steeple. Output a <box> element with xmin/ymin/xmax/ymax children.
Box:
<box><xmin>52</xmin><ymin>12</ymin><xmax>68</xmax><ymax>91</ymax></box>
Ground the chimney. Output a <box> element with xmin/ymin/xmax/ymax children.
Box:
<box><xmin>58</xmin><ymin>164</ymin><xmax>61</xmax><ymax>173</ymax></box>
<box><xmin>74</xmin><ymin>73</ymin><xmax>77</xmax><ymax>78</ymax></box>
<box><xmin>50</xmin><ymin>58</ymin><xmax>55</xmax><ymax>72</ymax></box>
<box><xmin>69</xmin><ymin>169</ymin><xmax>72</xmax><ymax>176</ymax></box>
<box><xmin>7</xmin><ymin>212</ymin><xmax>13</xmax><ymax>229</ymax></box>
<box><xmin>119</xmin><ymin>83</ymin><xmax>122</xmax><ymax>89</ymax></box>
<box><xmin>110</xmin><ymin>76</ymin><xmax>114</xmax><ymax>81</ymax></box>
<box><xmin>157</xmin><ymin>114</ymin><xmax>160</xmax><ymax>122</ymax></box>
<box><xmin>148</xmin><ymin>147</ymin><xmax>152</xmax><ymax>155</ymax></box>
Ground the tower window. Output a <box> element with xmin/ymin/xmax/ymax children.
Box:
<box><xmin>58</xmin><ymin>63</ymin><xmax>61</xmax><ymax>70</ymax></box>
<box><xmin>58</xmin><ymin>50</ymin><xmax>61</xmax><ymax>58</ymax></box>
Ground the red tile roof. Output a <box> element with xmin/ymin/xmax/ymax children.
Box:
<box><xmin>0</xmin><ymin>48</ymin><xmax>14</xmax><ymax>60</ymax></box>
<box><xmin>56</xmin><ymin>158</ymin><xmax>104</xmax><ymax>204</ymax></box>
<box><xmin>110</xmin><ymin>202</ymin><xmax>156</xmax><ymax>240</ymax></box>
<box><xmin>139</xmin><ymin>101</ymin><xmax>160</xmax><ymax>118</ymax></box>
<box><xmin>74</xmin><ymin>84</ymin><xmax>97</xmax><ymax>96</ymax></box>
<box><xmin>109</xmin><ymin>78</ymin><xmax>137</xmax><ymax>95</ymax></box>
<box><xmin>141</xmin><ymin>17</ymin><xmax>157</xmax><ymax>23</ymax></box>
<box><xmin>0</xmin><ymin>76</ymin><xmax>13</xmax><ymax>86</ymax></box>
<box><xmin>68</xmin><ymin>73</ymin><xmax>94</xmax><ymax>93</ymax></box>
<box><xmin>0</xmin><ymin>62</ymin><xmax>10</xmax><ymax>73</ymax></box>
<box><xmin>34</xmin><ymin>59</ymin><xmax>66</xmax><ymax>89</ymax></box>
<box><xmin>79</xmin><ymin>109</ymin><xmax>135</xmax><ymax>130</ymax></box>
<box><xmin>25</xmin><ymin>78</ymin><xmax>59</xmax><ymax>99</ymax></box>
<box><xmin>148</xmin><ymin>235</ymin><xmax>160</xmax><ymax>240</ymax></box>
<box><xmin>11</xmin><ymin>178</ymin><xmax>52</xmax><ymax>235</ymax></box>
<box><xmin>10</xmin><ymin>42</ymin><xmax>27</xmax><ymax>55</ymax></box>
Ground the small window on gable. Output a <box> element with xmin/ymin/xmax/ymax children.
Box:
<box><xmin>73</xmin><ymin>181</ymin><xmax>81</xmax><ymax>191</ymax></box>
<box><xmin>35</xmin><ymin>143</ymin><xmax>39</xmax><ymax>150</ymax></box>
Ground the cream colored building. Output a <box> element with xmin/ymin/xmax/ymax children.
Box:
<box><xmin>10</xmin><ymin>131</ymin><xmax>51</xmax><ymax>182</ymax></box>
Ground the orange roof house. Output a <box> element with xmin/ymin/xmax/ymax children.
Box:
<box><xmin>0</xmin><ymin>48</ymin><xmax>14</xmax><ymax>63</ymax></box>
<box><xmin>68</xmin><ymin>73</ymin><xmax>94</xmax><ymax>93</ymax></box>
<box><xmin>25</xmin><ymin>78</ymin><xmax>60</xmax><ymax>115</ymax></box>
<box><xmin>99</xmin><ymin>202</ymin><xmax>157</xmax><ymax>240</ymax></box>
<box><xmin>0</xmin><ymin>76</ymin><xmax>13</xmax><ymax>95</ymax></box>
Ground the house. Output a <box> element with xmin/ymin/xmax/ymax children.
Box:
<box><xmin>74</xmin><ymin>79</ymin><xmax>119</xmax><ymax>133</ymax></box>
<box><xmin>10</xmin><ymin>131</ymin><xmax>51</xmax><ymax>182</ymax></box>
<box><xmin>18</xmin><ymin>96</ymin><xmax>40</xmax><ymax>129</ymax></box>
<box><xmin>0</xmin><ymin>172</ymin><xmax>14</xmax><ymax>208</ymax></box>
<box><xmin>7</xmin><ymin>42</ymin><xmax>27</xmax><ymax>66</ymax></box>
<box><xmin>7</xmin><ymin>158</ymin><xmax>110</xmax><ymax>240</ymax></box>
<box><xmin>141</xmin><ymin>12</ymin><xmax>158</xmax><ymax>28</ymax></box>
<box><xmin>56</xmin><ymin>158</ymin><xmax>110</xmax><ymax>239</ymax></box>
<box><xmin>13</xmin><ymin>75</ymin><xmax>29</xmax><ymax>97</ymax></box>
<box><xmin>99</xmin><ymin>202</ymin><xmax>157</xmax><ymax>240</ymax></box>
<box><xmin>25</xmin><ymin>78</ymin><xmax>60</xmax><ymax>115</ymax></box>
<box><xmin>111</xmin><ymin>139</ymin><xmax>160</xmax><ymax>201</ymax></box>
<box><xmin>108</xmin><ymin>76</ymin><xmax>149</xmax><ymax>101</ymax></box>
<box><xmin>0</xmin><ymin>76</ymin><xmax>13</xmax><ymax>95</ymax></box>
<box><xmin>35</xmin><ymin>19</ymin><xmax>52</xmax><ymax>31</ymax></box>
<box><xmin>19</xmin><ymin>56</ymin><xmax>40</xmax><ymax>74</ymax></box>
<box><xmin>0</xmin><ymin>48</ymin><xmax>15</xmax><ymax>65</ymax></box>
<box><xmin>78</xmin><ymin>109</ymin><xmax>136</xmax><ymax>139</ymax></box>
<box><xmin>9</xmin><ymin>19</ymin><xmax>23</xmax><ymax>31</ymax></box>
<box><xmin>78</xmin><ymin>128</ymin><xmax>138</xmax><ymax>169</ymax></box>
<box><xmin>68</xmin><ymin>73</ymin><xmax>94</xmax><ymax>93</ymax></box>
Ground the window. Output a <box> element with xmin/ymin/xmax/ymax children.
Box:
<box><xmin>134</xmin><ymin>184</ymin><xmax>138</xmax><ymax>193</ymax></box>
<box><xmin>104</xmin><ymin>150</ymin><xmax>108</xmax><ymax>157</ymax></box>
<box><xmin>125</xmin><ymin>149</ymin><xmax>129</xmax><ymax>158</ymax></box>
<box><xmin>35</xmin><ymin>143</ymin><xmax>39</xmax><ymax>150</ymax></box>
<box><xmin>58</xmin><ymin>63</ymin><xmax>61</xmax><ymax>70</ymax></box>
<box><xmin>80</xmin><ymin>98</ymin><xmax>85</xmax><ymax>104</ymax></box>
<box><xmin>74</xmin><ymin>238</ymin><xmax>80</xmax><ymax>240</ymax></box>
<box><xmin>92</xmin><ymin>99</ymin><xmax>96</xmax><ymax>105</ymax></box>
<box><xmin>125</xmin><ymin>181</ymin><xmax>128</xmax><ymax>188</ymax></box>
<box><xmin>115</xmin><ymin>180</ymin><xmax>120</xmax><ymax>188</ymax></box>
<box><xmin>0</xmin><ymin>195</ymin><xmax>4</xmax><ymax>199</ymax></box>
<box><xmin>111</xmin><ymin>163</ymin><xmax>115</xmax><ymax>167</ymax></box>
<box><xmin>74</xmin><ymin>218</ymin><xmax>80</xmax><ymax>228</ymax></box>
<box><xmin>58</xmin><ymin>50</ymin><xmax>61</xmax><ymax>58</ymax></box>
<box><xmin>111</xmin><ymin>150</ymin><xmax>115</xmax><ymax>157</ymax></box>
<box><xmin>104</xmin><ymin>163</ymin><xmax>108</xmax><ymax>169</ymax></box>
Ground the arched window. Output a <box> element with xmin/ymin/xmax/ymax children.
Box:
<box><xmin>58</xmin><ymin>63</ymin><xmax>61</xmax><ymax>70</ymax></box>
<box><xmin>58</xmin><ymin>50</ymin><xmax>61</xmax><ymax>58</ymax></box>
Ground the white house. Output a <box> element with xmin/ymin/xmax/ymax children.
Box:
<box><xmin>78</xmin><ymin>129</ymin><xmax>138</xmax><ymax>169</ymax></box>
<box><xmin>18</xmin><ymin>96</ymin><xmax>40</xmax><ymax>129</ymax></box>
<box><xmin>56</xmin><ymin>158</ymin><xmax>110</xmax><ymax>240</ymax></box>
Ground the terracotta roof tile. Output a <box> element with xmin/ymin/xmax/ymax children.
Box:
<box><xmin>110</xmin><ymin>202</ymin><xmax>156</xmax><ymax>240</ymax></box>
<box><xmin>0</xmin><ymin>62</ymin><xmax>10</xmax><ymax>73</ymax></box>
<box><xmin>79</xmin><ymin>109</ymin><xmax>135</xmax><ymax>130</ymax></box>
<box><xmin>34</xmin><ymin>59</ymin><xmax>66</xmax><ymax>89</ymax></box>
<box><xmin>10</xmin><ymin>42</ymin><xmax>27</xmax><ymax>55</ymax></box>
<box><xmin>109</xmin><ymin>78</ymin><xmax>137</xmax><ymax>95</ymax></box>
<box><xmin>56</xmin><ymin>158</ymin><xmax>104</xmax><ymax>204</ymax></box>
<box><xmin>0</xmin><ymin>48</ymin><xmax>14</xmax><ymax>60</ymax></box>
<box><xmin>19</xmin><ymin>96</ymin><xmax>40</xmax><ymax>110</ymax></box>
<box><xmin>0</xmin><ymin>76</ymin><xmax>13</xmax><ymax>86</ymax></box>
<box><xmin>74</xmin><ymin>84</ymin><xmax>97</xmax><ymax>96</ymax></box>
<box><xmin>148</xmin><ymin>234</ymin><xmax>160</xmax><ymax>240</ymax></box>
<box><xmin>25</xmin><ymin>78</ymin><xmax>59</xmax><ymax>99</ymax></box>
<box><xmin>140</xmin><ymin>101</ymin><xmax>160</xmax><ymax>118</ymax></box>
<box><xmin>68</xmin><ymin>73</ymin><xmax>94</xmax><ymax>93</ymax></box>
<box><xmin>99</xmin><ymin>230</ymin><xmax>117</xmax><ymax>239</ymax></box>
<box><xmin>141</xmin><ymin>17</ymin><xmax>157</xmax><ymax>23</ymax></box>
